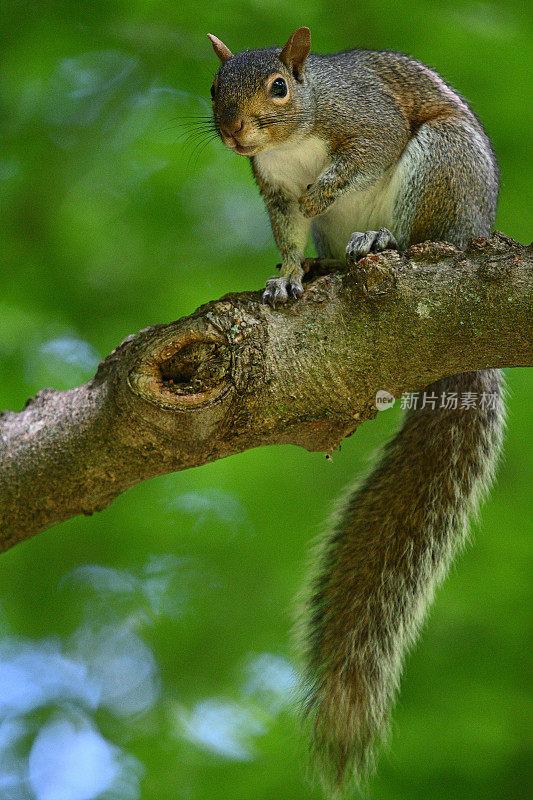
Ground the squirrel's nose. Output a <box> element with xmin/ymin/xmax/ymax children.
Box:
<box><xmin>220</xmin><ymin>118</ymin><xmax>244</xmax><ymax>138</ymax></box>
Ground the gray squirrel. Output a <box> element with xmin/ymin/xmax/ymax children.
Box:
<box><xmin>208</xmin><ymin>27</ymin><xmax>505</xmax><ymax>795</ymax></box>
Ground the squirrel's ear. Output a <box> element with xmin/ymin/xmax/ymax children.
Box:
<box><xmin>207</xmin><ymin>33</ymin><xmax>233</xmax><ymax>63</ymax></box>
<box><xmin>280</xmin><ymin>27</ymin><xmax>311</xmax><ymax>78</ymax></box>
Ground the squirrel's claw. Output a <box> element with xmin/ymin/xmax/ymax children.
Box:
<box><xmin>263</xmin><ymin>275</ymin><xmax>304</xmax><ymax>306</ymax></box>
<box><xmin>346</xmin><ymin>227</ymin><xmax>399</xmax><ymax>263</ymax></box>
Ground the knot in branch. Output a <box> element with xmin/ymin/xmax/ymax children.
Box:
<box><xmin>128</xmin><ymin>321</ymin><xmax>233</xmax><ymax>410</ymax></box>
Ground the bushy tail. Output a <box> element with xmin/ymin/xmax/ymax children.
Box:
<box><xmin>298</xmin><ymin>370</ymin><xmax>505</xmax><ymax>795</ymax></box>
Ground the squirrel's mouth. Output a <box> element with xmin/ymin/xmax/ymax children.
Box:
<box><xmin>218</xmin><ymin>130</ymin><xmax>263</xmax><ymax>157</ymax></box>
<box><xmin>221</xmin><ymin>137</ymin><xmax>261</xmax><ymax>157</ymax></box>
<box><xmin>233</xmin><ymin>143</ymin><xmax>258</xmax><ymax>156</ymax></box>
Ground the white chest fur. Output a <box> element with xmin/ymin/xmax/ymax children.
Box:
<box><xmin>255</xmin><ymin>136</ymin><xmax>404</xmax><ymax>259</ymax></box>
<box><xmin>254</xmin><ymin>136</ymin><xmax>330</xmax><ymax>199</ymax></box>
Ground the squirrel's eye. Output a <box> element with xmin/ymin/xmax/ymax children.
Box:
<box><xmin>210</xmin><ymin>83</ymin><xmax>216</xmax><ymax>100</ymax></box>
<box><xmin>270</xmin><ymin>77</ymin><xmax>287</xmax><ymax>98</ymax></box>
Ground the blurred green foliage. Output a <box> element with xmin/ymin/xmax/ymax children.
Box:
<box><xmin>0</xmin><ymin>1</ymin><xmax>531</xmax><ymax>798</ymax></box>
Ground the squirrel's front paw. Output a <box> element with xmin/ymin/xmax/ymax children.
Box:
<box><xmin>299</xmin><ymin>184</ymin><xmax>334</xmax><ymax>218</ymax></box>
<box><xmin>345</xmin><ymin>228</ymin><xmax>399</xmax><ymax>262</ymax></box>
<box><xmin>262</xmin><ymin>273</ymin><xmax>304</xmax><ymax>306</ymax></box>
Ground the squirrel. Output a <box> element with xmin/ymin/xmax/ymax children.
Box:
<box><xmin>208</xmin><ymin>27</ymin><xmax>505</xmax><ymax>795</ymax></box>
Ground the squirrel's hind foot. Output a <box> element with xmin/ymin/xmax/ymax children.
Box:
<box><xmin>345</xmin><ymin>227</ymin><xmax>398</xmax><ymax>263</ymax></box>
<box><xmin>262</xmin><ymin>273</ymin><xmax>304</xmax><ymax>306</ymax></box>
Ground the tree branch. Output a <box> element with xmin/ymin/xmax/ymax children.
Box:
<box><xmin>1</xmin><ymin>232</ymin><xmax>531</xmax><ymax>550</ymax></box>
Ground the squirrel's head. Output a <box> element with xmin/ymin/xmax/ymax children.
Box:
<box><xmin>207</xmin><ymin>28</ymin><xmax>312</xmax><ymax>157</ymax></box>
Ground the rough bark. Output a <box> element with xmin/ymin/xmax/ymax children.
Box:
<box><xmin>0</xmin><ymin>232</ymin><xmax>531</xmax><ymax>550</ymax></box>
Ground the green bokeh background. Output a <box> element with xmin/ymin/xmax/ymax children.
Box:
<box><xmin>0</xmin><ymin>1</ymin><xmax>531</xmax><ymax>798</ymax></box>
